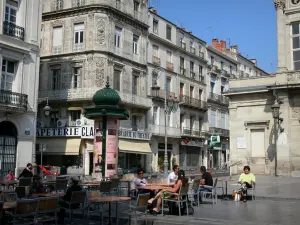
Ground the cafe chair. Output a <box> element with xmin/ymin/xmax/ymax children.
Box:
<box><xmin>99</xmin><ymin>181</ymin><xmax>111</xmax><ymax>196</ymax></box>
<box><xmin>189</xmin><ymin>179</ymin><xmax>201</xmax><ymax>206</ymax></box>
<box><xmin>55</xmin><ymin>178</ymin><xmax>68</xmax><ymax>192</ymax></box>
<box><xmin>201</xmin><ymin>178</ymin><xmax>218</xmax><ymax>205</ymax></box>
<box><xmin>122</xmin><ymin>193</ymin><xmax>150</xmax><ymax>225</ymax></box>
<box><xmin>0</xmin><ymin>191</ymin><xmax>17</xmax><ymax>202</ymax></box>
<box><xmin>36</xmin><ymin>196</ymin><xmax>59</xmax><ymax>225</ymax></box>
<box><xmin>85</xmin><ymin>191</ymin><xmax>103</xmax><ymax>222</ymax></box>
<box><xmin>8</xmin><ymin>199</ymin><xmax>39</xmax><ymax>225</ymax></box>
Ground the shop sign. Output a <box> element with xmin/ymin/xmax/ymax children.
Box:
<box><xmin>36</xmin><ymin>126</ymin><xmax>94</xmax><ymax>139</ymax></box>
<box><xmin>181</xmin><ymin>140</ymin><xmax>203</xmax><ymax>147</ymax></box>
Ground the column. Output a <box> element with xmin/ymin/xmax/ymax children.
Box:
<box><xmin>274</xmin><ymin>0</ymin><xmax>288</xmax><ymax>72</ymax></box>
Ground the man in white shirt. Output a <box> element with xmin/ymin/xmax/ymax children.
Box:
<box><xmin>168</xmin><ymin>165</ymin><xmax>179</xmax><ymax>184</ymax></box>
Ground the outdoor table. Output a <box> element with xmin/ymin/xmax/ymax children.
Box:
<box><xmin>31</xmin><ymin>192</ymin><xmax>64</xmax><ymax>198</ymax></box>
<box><xmin>3</xmin><ymin>201</ymin><xmax>16</xmax><ymax>210</ymax></box>
<box><xmin>89</xmin><ymin>196</ymin><xmax>131</xmax><ymax>225</ymax></box>
<box><xmin>79</xmin><ymin>183</ymin><xmax>101</xmax><ymax>190</ymax></box>
<box><xmin>0</xmin><ymin>180</ymin><xmax>18</xmax><ymax>190</ymax></box>
<box><xmin>148</xmin><ymin>183</ymin><xmax>172</xmax><ymax>187</ymax></box>
<box><xmin>218</xmin><ymin>179</ymin><xmax>234</xmax><ymax>200</ymax></box>
<box><xmin>138</xmin><ymin>186</ymin><xmax>173</xmax><ymax>191</ymax></box>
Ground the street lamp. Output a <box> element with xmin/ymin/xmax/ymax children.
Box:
<box><xmin>271</xmin><ymin>102</ymin><xmax>280</xmax><ymax>177</ymax></box>
<box><xmin>43</xmin><ymin>97</ymin><xmax>51</xmax><ymax>116</ymax></box>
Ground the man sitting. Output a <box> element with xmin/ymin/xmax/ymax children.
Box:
<box><xmin>197</xmin><ymin>166</ymin><xmax>213</xmax><ymax>203</ymax></box>
<box><xmin>168</xmin><ymin>165</ymin><xmax>179</xmax><ymax>184</ymax></box>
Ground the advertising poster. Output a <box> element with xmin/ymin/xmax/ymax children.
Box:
<box><xmin>105</xmin><ymin>118</ymin><xmax>119</xmax><ymax>177</ymax></box>
<box><xmin>93</xmin><ymin>119</ymin><xmax>103</xmax><ymax>173</ymax></box>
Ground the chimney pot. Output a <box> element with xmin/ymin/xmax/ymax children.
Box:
<box><xmin>220</xmin><ymin>40</ymin><xmax>226</xmax><ymax>50</ymax></box>
<box><xmin>182</xmin><ymin>28</ymin><xmax>186</xmax><ymax>31</ymax></box>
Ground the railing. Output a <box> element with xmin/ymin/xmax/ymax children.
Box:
<box><xmin>199</xmin><ymin>75</ymin><xmax>205</xmax><ymax>84</ymax></box>
<box><xmin>72</xmin><ymin>0</ymin><xmax>86</xmax><ymax>7</ymax></box>
<box><xmin>166</xmin><ymin>62</ymin><xmax>174</xmax><ymax>72</ymax></box>
<box><xmin>211</xmin><ymin>65</ymin><xmax>221</xmax><ymax>73</ymax></box>
<box><xmin>190</xmin><ymin>71</ymin><xmax>196</xmax><ymax>79</ymax></box>
<box><xmin>181</xmin><ymin>128</ymin><xmax>206</xmax><ymax>137</ymax></box>
<box><xmin>199</xmin><ymin>52</ymin><xmax>204</xmax><ymax>59</ymax></box>
<box><xmin>180</xmin><ymin>67</ymin><xmax>186</xmax><ymax>76</ymax></box>
<box><xmin>51</xmin><ymin>0</ymin><xmax>64</xmax><ymax>10</ymax></box>
<box><xmin>149</xmin><ymin>124</ymin><xmax>181</xmax><ymax>137</ymax></box>
<box><xmin>181</xmin><ymin>127</ymin><xmax>192</xmax><ymax>136</ymax></box>
<box><xmin>209</xmin><ymin>127</ymin><xmax>230</xmax><ymax>137</ymax></box>
<box><xmin>0</xmin><ymin>90</ymin><xmax>28</xmax><ymax>110</ymax></box>
<box><xmin>152</xmin><ymin>56</ymin><xmax>161</xmax><ymax>66</ymax></box>
<box><xmin>149</xmin><ymin>88</ymin><xmax>177</xmax><ymax>101</ymax></box>
<box><xmin>3</xmin><ymin>21</ymin><xmax>25</xmax><ymax>41</ymax></box>
<box><xmin>118</xmin><ymin>128</ymin><xmax>151</xmax><ymax>140</ymax></box>
<box><xmin>52</xmin><ymin>46</ymin><xmax>62</xmax><ymax>54</ymax></box>
<box><xmin>190</xmin><ymin>47</ymin><xmax>196</xmax><ymax>54</ymax></box>
<box><xmin>207</xmin><ymin>92</ymin><xmax>229</xmax><ymax>105</ymax></box>
<box><xmin>73</xmin><ymin>43</ymin><xmax>84</xmax><ymax>52</ymax></box>
<box><xmin>180</xmin><ymin>41</ymin><xmax>186</xmax><ymax>50</ymax></box>
<box><xmin>179</xmin><ymin>95</ymin><xmax>208</xmax><ymax>110</ymax></box>
<box><xmin>38</xmin><ymin>88</ymin><xmax>152</xmax><ymax>108</ymax></box>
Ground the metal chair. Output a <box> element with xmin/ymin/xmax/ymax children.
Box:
<box><xmin>189</xmin><ymin>179</ymin><xmax>201</xmax><ymax>206</ymax></box>
<box><xmin>36</xmin><ymin>196</ymin><xmax>59</xmax><ymax>224</ymax></box>
<box><xmin>9</xmin><ymin>199</ymin><xmax>39</xmax><ymax>225</ymax></box>
<box><xmin>162</xmin><ymin>181</ymin><xmax>190</xmax><ymax>216</ymax></box>
<box><xmin>55</xmin><ymin>178</ymin><xmax>68</xmax><ymax>192</ymax></box>
<box><xmin>247</xmin><ymin>183</ymin><xmax>256</xmax><ymax>200</ymax></box>
<box><xmin>99</xmin><ymin>181</ymin><xmax>111</xmax><ymax>195</ymax></box>
<box><xmin>0</xmin><ymin>191</ymin><xmax>17</xmax><ymax>202</ymax></box>
<box><xmin>85</xmin><ymin>191</ymin><xmax>103</xmax><ymax>222</ymax></box>
<box><xmin>201</xmin><ymin>178</ymin><xmax>218</xmax><ymax>205</ymax></box>
<box><xmin>122</xmin><ymin>193</ymin><xmax>150</xmax><ymax>225</ymax></box>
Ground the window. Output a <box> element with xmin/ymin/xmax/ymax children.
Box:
<box><xmin>74</xmin><ymin>23</ymin><xmax>84</xmax><ymax>44</ymax></box>
<box><xmin>166</xmin><ymin>77</ymin><xmax>171</xmax><ymax>92</ymax></box>
<box><xmin>199</xmin><ymin>89</ymin><xmax>202</xmax><ymax>100</ymax></box>
<box><xmin>167</xmin><ymin>112</ymin><xmax>171</xmax><ymax>126</ymax></box>
<box><xmin>210</xmin><ymin>110</ymin><xmax>216</xmax><ymax>127</ymax></box>
<box><xmin>52</xmin><ymin>26</ymin><xmax>63</xmax><ymax>53</ymax></box>
<box><xmin>70</xmin><ymin>110</ymin><xmax>81</xmax><ymax>122</ymax></box>
<box><xmin>133</xmin><ymin>35</ymin><xmax>139</xmax><ymax>54</ymax></box>
<box><xmin>180</xmin><ymin>32</ymin><xmax>184</xmax><ymax>42</ymax></box>
<box><xmin>56</xmin><ymin>0</ymin><xmax>63</xmax><ymax>10</ymax></box>
<box><xmin>220</xmin><ymin>112</ymin><xmax>226</xmax><ymax>129</ymax></box>
<box><xmin>113</xmin><ymin>69</ymin><xmax>121</xmax><ymax>91</ymax></box>
<box><xmin>1</xmin><ymin>59</ymin><xmax>15</xmax><ymax>91</ymax></box>
<box><xmin>132</xmin><ymin>115</ymin><xmax>138</xmax><ymax>131</ymax></box>
<box><xmin>221</xmin><ymin>61</ymin><xmax>224</xmax><ymax>70</ymax></box>
<box><xmin>52</xmin><ymin>68</ymin><xmax>61</xmax><ymax>90</ymax></box>
<box><xmin>132</xmin><ymin>75</ymin><xmax>138</xmax><ymax>95</ymax></box>
<box><xmin>211</xmin><ymin>56</ymin><xmax>214</xmax><ymax>65</ymax></box>
<box><xmin>190</xmin><ymin>61</ymin><xmax>194</xmax><ymax>72</ymax></box>
<box><xmin>190</xmin><ymin>116</ymin><xmax>194</xmax><ymax>129</ymax></box>
<box><xmin>153</xmin><ymin>106</ymin><xmax>158</xmax><ymax>125</ymax></box>
<box><xmin>249</xmin><ymin>68</ymin><xmax>252</xmax><ymax>75</ymax></box>
<box><xmin>5</xmin><ymin>3</ymin><xmax>17</xmax><ymax>24</ymax></box>
<box><xmin>115</xmin><ymin>26</ymin><xmax>122</xmax><ymax>48</ymax></box>
<box><xmin>73</xmin><ymin>67</ymin><xmax>81</xmax><ymax>88</ymax></box>
<box><xmin>153</xmin><ymin>19</ymin><xmax>158</xmax><ymax>34</ymax></box>
<box><xmin>180</xmin><ymin>57</ymin><xmax>184</xmax><ymax>68</ymax></box>
<box><xmin>166</xmin><ymin>25</ymin><xmax>172</xmax><ymax>40</ymax></box>
<box><xmin>153</xmin><ymin>45</ymin><xmax>159</xmax><ymax>57</ymax></box>
<box><xmin>134</xmin><ymin>1</ymin><xmax>139</xmax><ymax>11</ymax></box>
<box><xmin>167</xmin><ymin>51</ymin><xmax>172</xmax><ymax>62</ymax></box>
<box><xmin>190</xmin><ymin>86</ymin><xmax>194</xmax><ymax>97</ymax></box>
<box><xmin>210</xmin><ymin>81</ymin><xmax>215</xmax><ymax>93</ymax></box>
<box><xmin>221</xmin><ymin>85</ymin><xmax>224</xmax><ymax>93</ymax></box>
<box><xmin>199</xmin><ymin>65</ymin><xmax>203</xmax><ymax>75</ymax></box>
<box><xmin>152</xmin><ymin>72</ymin><xmax>158</xmax><ymax>86</ymax></box>
<box><xmin>180</xmin><ymin>83</ymin><xmax>184</xmax><ymax>96</ymax></box>
<box><xmin>292</xmin><ymin>22</ymin><xmax>300</xmax><ymax>70</ymax></box>
<box><xmin>229</xmin><ymin>65</ymin><xmax>232</xmax><ymax>74</ymax></box>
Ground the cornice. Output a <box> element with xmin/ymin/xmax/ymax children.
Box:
<box><xmin>42</xmin><ymin>5</ymin><xmax>149</xmax><ymax>32</ymax></box>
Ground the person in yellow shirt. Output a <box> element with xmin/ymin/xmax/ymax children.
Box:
<box><xmin>238</xmin><ymin>165</ymin><xmax>255</xmax><ymax>202</ymax></box>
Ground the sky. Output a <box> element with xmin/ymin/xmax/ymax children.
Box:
<box><xmin>149</xmin><ymin>0</ymin><xmax>277</xmax><ymax>73</ymax></box>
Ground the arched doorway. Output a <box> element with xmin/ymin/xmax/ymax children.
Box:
<box><xmin>0</xmin><ymin>121</ymin><xmax>18</xmax><ymax>175</ymax></box>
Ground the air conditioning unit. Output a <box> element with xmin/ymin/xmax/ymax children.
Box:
<box><xmin>37</xmin><ymin>121</ymin><xmax>45</xmax><ymax>128</ymax></box>
<box><xmin>57</xmin><ymin>119</ymin><xmax>67</xmax><ymax>128</ymax></box>
<box><xmin>76</xmin><ymin>119</ymin><xmax>86</xmax><ymax>126</ymax></box>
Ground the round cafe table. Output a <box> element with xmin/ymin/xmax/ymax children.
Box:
<box><xmin>89</xmin><ymin>196</ymin><xmax>131</xmax><ymax>225</ymax></box>
<box><xmin>31</xmin><ymin>192</ymin><xmax>64</xmax><ymax>198</ymax></box>
<box><xmin>218</xmin><ymin>179</ymin><xmax>234</xmax><ymax>200</ymax></box>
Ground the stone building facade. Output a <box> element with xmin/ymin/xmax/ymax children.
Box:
<box><xmin>226</xmin><ymin>0</ymin><xmax>300</xmax><ymax>176</ymax></box>
<box><xmin>0</xmin><ymin>0</ymin><xmax>42</xmax><ymax>175</ymax></box>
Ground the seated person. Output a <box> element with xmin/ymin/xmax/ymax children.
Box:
<box><xmin>58</xmin><ymin>176</ymin><xmax>82</xmax><ymax>224</ymax></box>
<box><xmin>148</xmin><ymin>170</ymin><xmax>188</xmax><ymax>214</ymax></box>
<box><xmin>198</xmin><ymin>166</ymin><xmax>213</xmax><ymax>203</ymax></box>
<box><xmin>30</xmin><ymin>175</ymin><xmax>45</xmax><ymax>194</ymax></box>
<box><xmin>6</xmin><ymin>170</ymin><xmax>15</xmax><ymax>181</ymax></box>
<box><xmin>167</xmin><ymin>165</ymin><xmax>179</xmax><ymax>184</ymax></box>
<box><xmin>132</xmin><ymin>168</ymin><xmax>155</xmax><ymax>197</ymax></box>
<box><xmin>238</xmin><ymin>165</ymin><xmax>255</xmax><ymax>202</ymax></box>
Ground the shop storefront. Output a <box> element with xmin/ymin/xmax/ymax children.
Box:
<box><xmin>179</xmin><ymin>140</ymin><xmax>203</xmax><ymax>171</ymax></box>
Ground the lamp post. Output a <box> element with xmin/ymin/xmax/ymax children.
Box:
<box><xmin>271</xmin><ymin>102</ymin><xmax>280</xmax><ymax>177</ymax></box>
<box><xmin>43</xmin><ymin>97</ymin><xmax>51</xmax><ymax>116</ymax></box>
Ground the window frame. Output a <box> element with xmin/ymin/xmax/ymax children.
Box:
<box><xmin>74</xmin><ymin>23</ymin><xmax>84</xmax><ymax>44</ymax></box>
<box><xmin>133</xmin><ymin>35</ymin><xmax>139</xmax><ymax>54</ymax></box>
<box><xmin>166</xmin><ymin>24</ymin><xmax>172</xmax><ymax>41</ymax></box>
<box><xmin>114</xmin><ymin>26</ymin><xmax>122</xmax><ymax>48</ymax></box>
<box><xmin>153</xmin><ymin>19</ymin><xmax>158</xmax><ymax>34</ymax></box>
<box><xmin>51</xmin><ymin>68</ymin><xmax>61</xmax><ymax>90</ymax></box>
<box><xmin>1</xmin><ymin>59</ymin><xmax>15</xmax><ymax>91</ymax></box>
<box><xmin>5</xmin><ymin>4</ymin><xmax>17</xmax><ymax>24</ymax></box>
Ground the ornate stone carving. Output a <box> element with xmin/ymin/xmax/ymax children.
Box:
<box><xmin>94</xmin><ymin>57</ymin><xmax>105</xmax><ymax>87</ymax></box>
<box><xmin>274</xmin><ymin>0</ymin><xmax>285</xmax><ymax>9</ymax></box>
<box><xmin>290</xmin><ymin>95</ymin><xmax>300</xmax><ymax>120</ymax></box>
<box><xmin>50</xmin><ymin>20</ymin><xmax>64</xmax><ymax>27</ymax></box>
<box><xmin>71</xmin><ymin>16</ymin><xmax>87</xmax><ymax>23</ymax></box>
<box><xmin>291</xmin><ymin>0</ymin><xmax>300</xmax><ymax>5</ymax></box>
<box><xmin>95</xmin><ymin>17</ymin><xmax>106</xmax><ymax>45</ymax></box>
<box><xmin>287</xmin><ymin>72</ymin><xmax>300</xmax><ymax>82</ymax></box>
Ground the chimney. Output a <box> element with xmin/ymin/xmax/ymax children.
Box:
<box><xmin>212</xmin><ymin>39</ymin><xmax>219</xmax><ymax>48</ymax></box>
<box><xmin>220</xmin><ymin>40</ymin><xmax>226</xmax><ymax>50</ymax></box>
<box><xmin>181</xmin><ymin>27</ymin><xmax>186</xmax><ymax>31</ymax></box>
<box><xmin>250</xmin><ymin>59</ymin><xmax>257</xmax><ymax>66</ymax></box>
<box><xmin>153</xmin><ymin>9</ymin><xmax>157</xmax><ymax>14</ymax></box>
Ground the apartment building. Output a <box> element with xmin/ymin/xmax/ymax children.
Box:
<box><xmin>0</xmin><ymin>0</ymin><xmax>42</xmax><ymax>175</ymax></box>
<box><xmin>37</xmin><ymin>0</ymin><xmax>151</xmax><ymax>175</ymax></box>
<box><xmin>148</xmin><ymin>9</ymin><xmax>209</xmax><ymax>172</ymax></box>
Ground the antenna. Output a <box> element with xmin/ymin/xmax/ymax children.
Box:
<box><xmin>226</xmin><ymin>38</ymin><xmax>231</xmax><ymax>46</ymax></box>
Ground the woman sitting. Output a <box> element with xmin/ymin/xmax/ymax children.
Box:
<box><xmin>238</xmin><ymin>165</ymin><xmax>256</xmax><ymax>202</ymax></box>
<box><xmin>148</xmin><ymin>170</ymin><xmax>187</xmax><ymax>214</ymax></box>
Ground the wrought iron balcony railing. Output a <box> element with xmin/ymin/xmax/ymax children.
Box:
<box><xmin>3</xmin><ymin>21</ymin><xmax>25</xmax><ymax>41</ymax></box>
<box><xmin>207</xmin><ymin>92</ymin><xmax>229</xmax><ymax>105</ymax></box>
<box><xmin>199</xmin><ymin>52</ymin><xmax>204</xmax><ymax>59</ymax></box>
<box><xmin>179</xmin><ymin>95</ymin><xmax>208</xmax><ymax>111</ymax></box>
<box><xmin>209</xmin><ymin>127</ymin><xmax>230</xmax><ymax>137</ymax></box>
<box><xmin>181</xmin><ymin>128</ymin><xmax>208</xmax><ymax>137</ymax></box>
<box><xmin>180</xmin><ymin>67</ymin><xmax>186</xmax><ymax>76</ymax></box>
<box><xmin>190</xmin><ymin>71</ymin><xmax>196</xmax><ymax>79</ymax></box>
<box><xmin>0</xmin><ymin>90</ymin><xmax>28</xmax><ymax>110</ymax></box>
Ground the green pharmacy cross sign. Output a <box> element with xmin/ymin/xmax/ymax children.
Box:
<box><xmin>209</xmin><ymin>135</ymin><xmax>221</xmax><ymax>148</ymax></box>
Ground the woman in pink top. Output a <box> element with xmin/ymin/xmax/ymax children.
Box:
<box><xmin>6</xmin><ymin>170</ymin><xmax>15</xmax><ymax>181</ymax></box>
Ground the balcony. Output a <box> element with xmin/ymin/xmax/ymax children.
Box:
<box><xmin>3</xmin><ymin>21</ymin><xmax>25</xmax><ymax>41</ymax></box>
<box><xmin>119</xmin><ymin>128</ymin><xmax>151</xmax><ymax>140</ymax></box>
<box><xmin>199</xmin><ymin>75</ymin><xmax>205</xmax><ymax>84</ymax></box>
<box><xmin>72</xmin><ymin>0</ymin><xmax>86</xmax><ymax>7</ymax></box>
<box><xmin>152</xmin><ymin>56</ymin><xmax>161</xmax><ymax>66</ymax></box>
<box><xmin>180</xmin><ymin>67</ymin><xmax>186</xmax><ymax>76</ymax></box>
<box><xmin>179</xmin><ymin>95</ymin><xmax>208</xmax><ymax>111</ymax></box>
<box><xmin>180</xmin><ymin>41</ymin><xmax>186</xmax><ymax>50</ymax></box>
<box><xmin>190</xmin><ymin>47</ymin><xmax>196</xmax><ymax>54</ymax></box>
<box><xmin>52</xmin><ymin>46</ymin><xmax>62</xmax><ymax>55</ymax></box>
<box><xmin>210</xmin><ymin>65</ymin><xmax>221</xmax><ymax>74</ymax></box>
<box><xmin>0</xmin><ymin>90</ymin><xmax>28</xmax><ymax>111</ymax></box>
<box><xmin>199</xmin><ymin>52</ymin><xmax>204</xmax><ymax>59</ymax></box>
<box><xmin>181</xmin><ymin>128</ymin><xmax>208</xmax><ymax>138</ymax></box>
<box><xmin>207</xmin><ymin>92</ymin><xmax>229</xmax><ymax>105</ymax></box>
<box><xmin>149</xmin><ymin>124</ymin><xmax>181</xmax><ymax>137</ymax></box>
<box><xmin>38</xmin><ymin>88</ymin><xmax>152</xmax><ymax>108</ymax></box>
<box><xmin>149</xmin><ymin>88</ymin><xmax>177</xmax><ymax>102</ymax></box>
<box><xmin>166</xmin><ymin>62</ymin><xmax>174</xmax><ymax>72</ymax></box>
<box><xmin>73</xmin><ymin>43</ymin><xmax>84</xmax><ymax>52</ymax></box>
<box><xmin>190</xmin><ymin>71</ymin><xmax>196</xmax><ymax>79</ymax></box>
<box><xmin>209</xmin><ymin>127</ymin><xmax>230</xmax><ymax>137</ymax></box>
